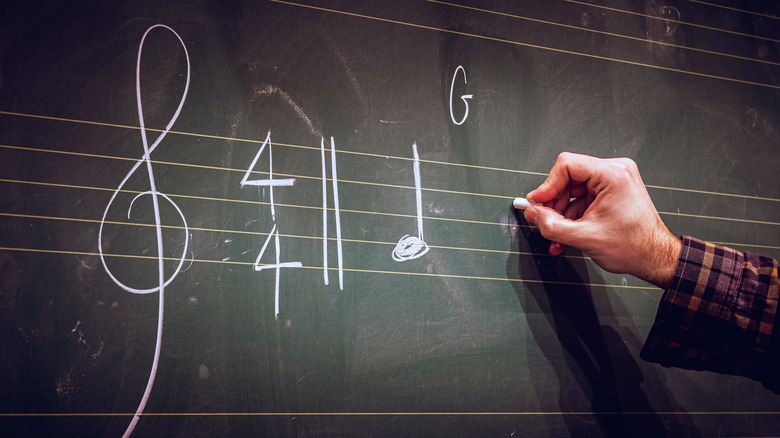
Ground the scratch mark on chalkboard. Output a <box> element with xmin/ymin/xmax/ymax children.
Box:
<box><xmin>70</xmin><ymin>320</ymin><xmax>89</xmax><ymax>353</ymax></box>
<box><xmin>296</xmin><ymin>370</ymin><xmax>317</xmax><ymax>384</ymax></box>
<box><xmin>253</xmin><ymin>84</ymin><xmax>321</xmax><ymax>137</ymax></box>
<box><xmin>55</xmin><ymin>371</ymin><xmax>77</xmax><ymax>401</ymax></box>
<box><xmin>328</xmin><ymin>42</ymin><xmax>368</xmax><ymax>114</ymax></box>
<box><xmin>640</xmin><ymin>290</ymin><xmax>656</xmax><ymax>301</ymax></box>
<box><xmin>181</xmin><ymin>250</ymin><xmax>195</xmax><ymax>272</ymax></box>
<box><xmin>746</xmin><ymin>108</ymin><xmax>759</xmax><ymax>128</ymax></box>
<box><xmin>198</xmin><ymin>364</ymin><xmax>209</xmax><ymax>379</ymax></box>
<box><xmin>427</xmin><ymin>201</ymin><xmax>445</xmax><ymax>215</ymax></box>
<box><xmin>76</xmin><ymin>255</ymin><xmax>95</xmax><ymax>270</ymax></box>
<box><xmin>91</xmin><ymin>339</ymin><xmax>104</xmax><ymax>359</ymax></box>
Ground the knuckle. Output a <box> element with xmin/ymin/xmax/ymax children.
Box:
<box><xmin>615</xmin><ymin>157</ymin><xmax>638</xmax><ymax>172</ymax></box>
<box><xmin>556</xmin><ymin>152</ymin><xmax>574</xmax><ymax>164</ymax></box>
<box><xmin>611</xmin><ymin>157</ymin><xmax>639</xmax><ymax>181</ymax></box>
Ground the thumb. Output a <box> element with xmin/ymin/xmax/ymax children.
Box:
<box><xmin>526</xmin><ymin>206</ymin><xmax>582</xmax><ymax>248</ymax></box>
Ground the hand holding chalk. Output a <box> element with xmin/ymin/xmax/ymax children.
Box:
<box><xmin>519</xmin><ymin>153</ymin><xmax>681</xmax><ymax>289</ymax></box>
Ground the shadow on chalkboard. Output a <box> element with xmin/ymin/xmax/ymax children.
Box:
<box><xmin>506</xmin><ymin>208</ymin><xmax>701</xmax><ymax>438</ymax></box>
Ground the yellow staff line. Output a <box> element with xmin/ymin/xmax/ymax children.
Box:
<box><xmin>6</xmin><ymin>211</ymin><xmax>780</xmax><ymax>252</ymax></box>
<box><xmin>0</xmin><ymin>177</ymin><xmax>508</xmax><ymax>227</ymax></box>
<box><xmin>0</xmin><ymin>245</ymin><xmax>656</xmax><ymax>290</ymax></box>
<box><xmin>644</xmin><ymin>184</ymin><xmax>780</xmax><ymax>203</ymax></box>
<box><xmin>710</xmin><ymin>241</ymin><xmax>780</xmax><ymax>251</ymax></box>
<box><xmin>2</xmin><ymin>116</ymin><xmax>780</xmax><ymax>204</ymax></box>
<box><xmin>427</xmin><ymin>0</ymin><xmax>780</xmax><ymax>67</ymax></box>
<box><xmin>565</xmin><ymin>0</ymin><xmax>780</xmax><ymax>44</ymax></box>
<box><xmin>687</xmin><ymin>0</ymin><xmax>780</xmax><ymax>20</ymax></box>
<box><xmin>0</xmin><ymin>211</ymin><xmax>583</xmax><ymax>259</ymax></box>
<box><xmin>11</xmin><ymin>143</ymin><xmax>780</xmax><ymax>204</ymax></box>
<box><xmin>0</xmin><ymin>143</ymin><xmax>518</xmax><ymax>200</ymax></box>
<box><xmin>268</xmin><ymin>0</ymin><xmax>780</xmax><ymax>90</ymax></box>
<box><xmin>8</xmin><ymin>211</ymin><xmax>780</xmax><ymax>255</ymax></box>
<box><xmin>1</xmin><ymin>410</ymin><xmax>778</xmax><ymax>416</ymax></box>
<box><xmin>3</xmin><ymin>176</ymin><xmax>779</xmax><ymax>229</ymax></box>
<box><xmin>660</xmin><ymin>211</ymin><xmax>780</xmax><ymax>227</ymax></box>
<box><xmin>0</xmin><ymin>111</ymin><xmax>544</xmax><ymax>177</ymax></box>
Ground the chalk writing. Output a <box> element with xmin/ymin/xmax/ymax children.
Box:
<box><xmin>449</xmin><ymin>65</ymin><xmax>473</xmax><ymax>126</ymax></box>
<box><xmin>240</xmin><ymin>131</ymin><xmax>296</xmax><ymax>192</ymax></box>
<box><xmin>392</xmin><ymin>142</ymin><xmax>430</xmax><ymax>261</ymax></box>
<box><xmin>321</xmin><ymin>136</ymin><xmax>344</xmax><ymax>289</ymax></box>
<box><xmin>242</xmin><ymin>131</ymin><xmax>301</xmax><ymax>318</ymax></box>
<box><xmin>97</xmin><ymin>24</ymin><xmax>191</xmax><ymax>438</ymax></box>
<box><xmin>321</xmin><ymin>137</ymin><xmax>329</xmax><ymax>285</ymax></box>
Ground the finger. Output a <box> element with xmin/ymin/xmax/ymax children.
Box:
<box><xmin>549</xmin><ymin>241</ymin><xmax>565</xmax><ymax>256</ymax></box>
<box><xmin>570</xmin><ymin>184</ymin><xmax>588</xmax><ymax>199</ymax></box>
<box><xmin>533</xmin><ymin>206</ymin><xmax>584</xmax><ymax>248</ymax></box>
<box><xmin>527</xmin><ymin>153</ymin><xmax>598</xmax><ymax>203</ymax></box>
<box><xmin>524</xmin><ymin>206</ymin><xmax>571</xmax><ymax>256</ymax></box>
<box><xmin>553</xmin><ymin>189</ymin><xmax>571</xmax><ymax>215</ymax></box>
<box><xmin>564</xmin><ymin>196</ymin><xmax>588</xmax><ymax>220</ymax></box>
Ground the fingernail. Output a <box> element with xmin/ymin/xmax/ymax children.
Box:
<box><xmin>524</xmin><ymin>207</ymin><xmax>538</xmax><ymax>226</ymax></box>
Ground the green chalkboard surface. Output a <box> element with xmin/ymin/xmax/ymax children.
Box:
<box><xmin>2</xmin><ymin>0</ymin><xmax>780</xmax><ymax>436</ymax></box>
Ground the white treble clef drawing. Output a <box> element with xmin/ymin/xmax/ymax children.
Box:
<box><xmin>97</xmin><ymin>24</ymin><xmax>191</xmax><ymax>438</ymax></box>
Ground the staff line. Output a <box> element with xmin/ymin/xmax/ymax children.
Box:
<box><xmin>4</xmin><ymin>410</ymin><xmax>778</xmax><ymax>416</ymax></box>
<box><xmin>3</xmin><ymin>139</ymin><xmax>780</xmax><ymax>206</ymax></box>
<box><xmin>6</xmin><ymin>211</ymin><xmax>780</xmax><ymax>256</ymax></box>
<box><xmin>0</xmin><ymin>111</ymin><xmax>545</xmax><ymax>177</ymax></box>
<box><xmin>565</xmin><ymin>0</ymin><xmax>780</xmax><ymax>44</ymax></box>
<box><xmin>0</xmin><ymin>144</ymin><xmax>624</xmax><ymax>204</ymax></box>
<box><xmin>663</xmin><ymin>211</ymin><xmax>780</xmax><ymax>227</ymax></box>
<box><xmin>688</xmin><ymin>0</ymin><xmax>780</xmax><ymax>20</ymax></box>
<box><xmin>3</xmin><ymin>114</ymin><xmax>780</xmax><ymax>204</ymax></box>
<box><xmin>428</xmin><ymin>0</ymin><xmax>780</xmax><ymax>68</ymax></box>
<box><xmin>2</xmin><ymin>176</ymin><xmax>779</xmax><ymax>229</ymax></box>
<box><xmin>0</xmin><ymin>177</ymin><xmax>507</xmax><ymax>227</ymax></box>
<box><xmin>0</xmin><ymin>211</ymin><xmax>590</xmax><ymax>261</ymax></box>
<box><xmin>269</xmin><ymin>0</ymin><xmax>780</xmax><ymax>90</ymax></box>
<box><xmin>0</xmin><ymin>141</ymin><xmax>526</xmax><ymax>201</ymax></box>
<box><xmin>644</xmin><ymin>184</ymin><xmax>780</xmax><ymax>203</ymax></box>
<box><xmin>0</xmin><ymin>245</ymin><xmax>656</xmax><ymax>290</ymax></box>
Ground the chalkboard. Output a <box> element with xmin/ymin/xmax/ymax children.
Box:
<box><xmin>2</xmin><ymin>0</ymin><xmax>780</xmax><ymax>437</ymax></box>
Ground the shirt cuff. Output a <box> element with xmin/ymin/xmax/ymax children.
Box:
<box><xmin>640</xmin><ymin>236</ymin><xmax>778</xmax><ymax>380</ymax></box>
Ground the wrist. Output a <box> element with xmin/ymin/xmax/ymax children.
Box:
<box><xmin>638</xmin><ymin>230</ymin><xmax>682</xmax><ymax>290</ymax></box>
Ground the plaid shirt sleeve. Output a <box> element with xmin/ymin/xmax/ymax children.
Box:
<box><xmin>640</xmin><ymin>236</ymin><xmax>780</xmax><ymax>390</ymax></box>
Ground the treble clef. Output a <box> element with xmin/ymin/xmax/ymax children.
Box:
<box><xmin>97</xmin><ymin>24</ymin><xmax>190</xmax><ymax>438</ymax></box>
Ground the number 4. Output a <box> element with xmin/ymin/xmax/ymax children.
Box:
<box><xmin>242</xmin><ymin>131</ymin><xmax>301</xmax><ymax>318</ymax></box>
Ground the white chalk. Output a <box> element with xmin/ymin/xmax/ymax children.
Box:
<box><xmin>513</xmin><ymin>197</ymin><xmax>541</xmax><ymax>210</ymax></box>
